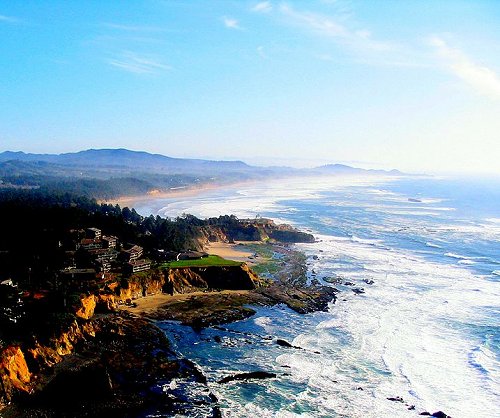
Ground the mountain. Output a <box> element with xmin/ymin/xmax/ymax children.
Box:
<box><xmin>0</xmin><ymin>148</ymin><xmax>407</xmax><ymax>199</ymax></box>
<box><xmin>314</xmin><ymin>163</ymin><xmax>403</xmax><ymax>176</ymax></box>
<box><xmin>0</xmin><ymin>149</ymin><xmax>252</xmax><ymax>174</ymax></box>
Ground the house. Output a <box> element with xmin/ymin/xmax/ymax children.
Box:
<box><xmin>101</xmin><ymin>235</ymin><xmax>118</xmax><ymax>249</ymax></box>
<box><xmin>87</xmin><ymin>248</ymin><xmax>118</xmax><ymax>262</ymax></box>
<box><xmin>79</xmin><ymin>238</ymin><xmax>103</xmax><ymax>250</ymax></box>
<box><xmin>95</xmin><ymin>259</ymin><xmax>112</xmax><ymax>273</ymax></box>
<box><xmin>86</xmin><ymin>227</ymin><xmax>102</xmax><ymax>240</ymax></box>
<box><xmin>126</xmin><ymin>259</ymin><xmax>151</xmax><ymax>274</ymax></box>
<box><xmin>120</xmin><ymin>245</ymin><xmax>143</xmax><ymax>262</ymax></box>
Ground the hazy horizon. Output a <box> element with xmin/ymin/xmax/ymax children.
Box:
<box><xmin>1</xmin><ymin>1</ymin><xmax>499</xmax><ymax>175</ymax></box>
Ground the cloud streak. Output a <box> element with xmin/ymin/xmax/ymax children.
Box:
<box><xmin>101</xmin><ymin>22</ymin><xmax>167</xmax><ymax>32</ymax></box>
<box><xmin>223</xmin><ymin>16</ymin><xmax>241</xmax><ymax>30</ymax></box>
<box><xmin>107</xmin><ymin>52</ymin><xmax>171</xmax><ymax>74</ymax></box>
<box><xmin>278</xmin><ymin>4</ymin><xmax>393</xmax><ymax>53</ymax></box>
<box><xmin>252</xmin><ymin>2</ymin><xmax>273</xmax><ymax>13</ymax></box>
<box><xmin>430</xmin><ymin>36</ymin><xmax>500</xmax><ymax>99</ymax></box>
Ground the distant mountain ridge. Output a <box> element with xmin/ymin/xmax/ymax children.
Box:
<box><xmin>0</xmin><ymin>148</ymin><xmax>404</xmax><ymax>175</ymax></box>
<box><xmin>315</xmin><ymin>163</ymin><xmax>403</xmax><ymax>175</ymax></box>
<box><xmin>0</xmin><ymin>148</ymin><xmax>251</xmax><ymax>172</ymax></box>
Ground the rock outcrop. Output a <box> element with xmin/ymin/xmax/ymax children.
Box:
<box><xmin>165</xmin><ymin>264</ymin><xmax>261</xmax><ymax>294</ymax></box>
<box><xmin>0</xmin><ymin>313</ymin><xmax>218</xmax><ymax>416</ymax></box>
<box><xmin>0</xmin><ymin>346</ymin><xmax>31</xmax><ymax>405</ymax></box>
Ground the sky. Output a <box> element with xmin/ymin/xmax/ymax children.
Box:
<box><xmin>1</xmin><ymin>0</ymin><xmax>500</xmax><ymax>174</ymax></box>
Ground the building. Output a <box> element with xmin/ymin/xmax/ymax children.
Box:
<box><xmin>126</xmin><ymin>259</ymin><xmax>151</xmax><ymax>274</ymax></box>
<box><xmin>101</xmin><ymin>235</ymin><xmax>118</xmax><ymax>249</ymax></box>
<box><xmin>120</xmin><ymin>245</ymin><xmax>143</xmax><ymax>262</ymax></box>
<box><xmin>87</xmin><ymin>248</ymin><xmax>118</xmax><ymax>262</ymax></box>
<box><xmin>86</xmin><ymin>227</ymin><xmax>102</xmax><ymax>240</ymax></box>
<box><xmin>79</xmin><ymin>238</ymin><xmax>103</xmax><ymax>250</ymax></box>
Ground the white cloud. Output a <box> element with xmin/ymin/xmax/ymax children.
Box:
<box><xmin>223</xmin><ymin>16</ymin><xmax>241</xmax><ymax>30</ymax></box>
<box><xmin>252</xmin><ymin>2</ymin><xmax>273</xmax><ymax>13</ymax></box>
<box><xmin>102</xmin><ymin>23</ymin><xmax>166</xmax><ymax>32</ymax></box>
<box><xmin>430</xmin><ymin>36</ymin><xmax>500</xmax><ymax>99</ymax></box>
<box><xmin>107</xmin><ymin>52</ymin><xmax>171</xmax><ymax>74</ymax></box>
<box><xmin>278</xmin><ymin>4</ymin><xmax>393</xmax><ymax>53</ymax></box>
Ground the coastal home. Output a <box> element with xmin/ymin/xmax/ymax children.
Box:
<box><xmin>86</xmin><ymin>227</ymin><xmax>102</xmax><ymax>240</ymax></box>
<box><xmin>87</xmin><ymin>248</ymin><xmax>118</xmax><ymax>262</ymax></box>
<box><xmin>79</xmin><ymin>238</ymin><xmax>103</xmax><ymax>250</ymax></box>
<box><xmin>126</xmin><ymin>259</ymin><xmax>151</xmax><ymax>273</ymax></box>
<box><xmin>120</xmin><ymin>245</ymin><xmax>143</xmax><ymax>262</ymax></box>
<box><xmin>95</xmin><ymin>259</ymin><xmax>112</xmax><ymax>273</ymax></box>
<box><xmin>101</xmin><ymin>235</ymin><xmax>118</xmax><ymax>249</ymax></box>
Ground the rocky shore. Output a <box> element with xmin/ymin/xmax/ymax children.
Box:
<box><xmin>1</xmin><ymin>312</ymin><xmax>220</xmax><ymax>417</ymax></box>
<box><xmin>0</xmin><ymin>238</ymin><xmax>338</xmax><ymax>416</ymax></box>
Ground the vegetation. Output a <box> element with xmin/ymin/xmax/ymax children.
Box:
<box><xmin>160</xmin><ymin>255</ymin><xmax>242</xmax><ymax>268</ymax></box>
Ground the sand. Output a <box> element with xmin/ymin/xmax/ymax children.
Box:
<box><xmin>121</xmin><ymin>289</ymin><xmax>251</xmax><ymax>316</ymax></box>
<box><xmin>102</xmin><ymin>179</ymin><xmax>259</xmax><ymax>208</ymax></box>
<box><xmin>205</xmin><ymin>241</ymin><xmax>257</xmax><ymax>264</ymax></box>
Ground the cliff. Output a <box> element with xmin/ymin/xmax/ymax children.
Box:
<box><xmin>1</xmin><ymin>313</ymin><xmax>218</xmax><ymax>416</ymax></box>
<box><xmin>1</xmin><ymin>264</ymin><xmax>260</xmax><ymax>412</ymax></box>
<box><xmin>104</xmin><ymin>264</ymin><xmax>263</xmax><ymax>305</ymax></box>
<box><xmin>165</xmin><ymin>264</ymin><xmax>261</xmax><ymax>294</ymax></box>
<box><xmin>0</xmin><ymin>318</ymin><xmax>98</xmax><ymax>408</ymax></box>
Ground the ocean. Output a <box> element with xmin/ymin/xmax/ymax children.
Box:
<box><xmin>133</xmin><ymin>174</ymin><xmax>500</xmax><ymax>418</ymax></box>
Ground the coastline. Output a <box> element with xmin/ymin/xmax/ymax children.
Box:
<box><xmin>101</xmin><ymin>178</ymin><xmax>260</xmax><ymax>209</ymax></box>
<box><xmin>205</xmin><ymin>241</ymin><xmax>257</xmax><ymax>265</ymax></box>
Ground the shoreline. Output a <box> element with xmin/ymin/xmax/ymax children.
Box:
<box><xmin>205</xmin><ymin>241</ymin><xmax>257</xmax><ymax>265</ymax></box>
<box><xmin>101</xmin><ymin>178</ymin><xmax>260</xmax><ymax>209</ymax></box>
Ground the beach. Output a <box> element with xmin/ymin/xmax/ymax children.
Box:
<box><xmin>205</xmin><ymin>241</ymin><xmax>256</xmax><ymax>264</ymax></box>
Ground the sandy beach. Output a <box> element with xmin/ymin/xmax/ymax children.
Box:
<box><xmin>205</xmin><ymin>241</ymin><xmax>257</xmax><ymax>264</ymax></box>
<box><xmin>102</xmin><ymin>179</ymin><xmax>259</xmax><ymax>209</ymax></box>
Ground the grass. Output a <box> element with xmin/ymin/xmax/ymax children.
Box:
<box><xmin>160</xmin><ymin>255</ymin><xmax>242</xmax><ymax>268</ymax></box>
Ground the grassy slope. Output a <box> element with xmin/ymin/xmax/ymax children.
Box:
<box><xmin>160</xmin><ymin>255</ymin><xmax>242</xmax><ymax>268</ymax></box>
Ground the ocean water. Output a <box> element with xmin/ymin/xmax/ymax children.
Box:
<box><xmin>135</xmin><ymin>174</ymin><xmax>500</xmax><ymax>418</ymax></box>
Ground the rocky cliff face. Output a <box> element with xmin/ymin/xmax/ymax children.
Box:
<box><xmin>0</xmin><ymin>318</ymin><xmax>99</xmax><ymax>408</ymax></box>
<box><xmin>0</xmin><ymin>346</ymin><xmax>31</xmax><ymax>405</ymax></box>
<box><xmin>1</xmin><ymin>314</ymin><xmax>218</xmax><ymax>416</ymax></box>
<box><xmin>165</xmin><ymin>264</ymin><xmax>261</xmax><ymax>294</ymax></box>
<box><xmin>0</xmin><ymin>264</ymin><xmax>261</xmax><ymax>411</ymax></box>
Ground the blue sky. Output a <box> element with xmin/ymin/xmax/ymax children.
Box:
<box><xmin>1</xmin><ymin>1</ymin><xmax>500</xmax><ymax>174</ymax></box>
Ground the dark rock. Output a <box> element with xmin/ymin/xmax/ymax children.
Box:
<box><xmin>387</xmin><ymin>396</ymin><xmax>404</xmax><ymax>403</ymax></box>
<box><xmin>408</xmin><ymin>405</ymin><xmax>415</xmax><ymax>410</ymax></box>
<box><xmin>356</xmin><ymin>387</ymin><xmax>363</xmax><ymax>391</ymax></box>
<box><xmin>344</xmin><ymin>281</ymin><xmax>355</xmax><ymax>286</ymax></box>
<box><xmin>420</xmin><ymin>413</ymin><xmax>431</xmax><ymax>416</ymax></box>
<box><xmin>352</xmin><ymin>288</ymin><xmax>365</xmax><ymax>294</ymax></box>
<box><xmin>363</xmin><ymin>279</ymin><xmax>375</xmax><ymax>285</ymax></box>
<box><xmin>218</xmin><ymin>371</ymin><xmax>277</xmax><ymax>384</ymax></box>
<box><xmin>312</xmin><ymin>255</ymin><xmax>319</xmax><ymax>260</ymax></box>
<box><xmin>211</xmin><ymin>406</ymin><xmax>223</xmax><ymax>418</ymax></box>
<box><xmin>276</xmin><ymin>339</ymin><xmax>295</xmax><ymax>348</ymax></box>
<box><xmin>213</xmin><ymin>335</ymin><xmax>222</xmax><ymax>343</ymax></box>
<box><xmin>431</xmin><ymin>412</ymin><xmax>451</xmax><ymax>418</ymax></box>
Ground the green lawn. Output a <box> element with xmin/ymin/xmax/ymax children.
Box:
<box><xmin>160</xmin><ymin>255</ymin><xmax>242</xmax><ymax>268</ymax></box>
